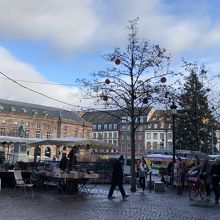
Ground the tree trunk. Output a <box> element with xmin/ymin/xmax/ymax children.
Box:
<box><xmin>130</xmin><ymin>124</ymin><xmax>136</xmax><ymax>192</ymax></box>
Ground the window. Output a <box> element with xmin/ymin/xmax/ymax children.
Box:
<box><xmin>147</xmin><ymin>133</ymin><xmax>151</xmax><ymax>139</ymax></box>
<box><xmin>153</xmin><ymin>142</ymin><xmax>157</xmax><ymax>148</ymax></box>
<box><xmin>93</xmin><ymin>124</ymin><xmax>97</xmax><ymax>130</ymax></box>
<box><xmin>113</xmin><ymin>140</ymin><xmax>117</xmax><ymax>145</ymax></box>
<box><xmin>109</xmin><ymin>132</ymin><xmax>112</xmax><ymax>139</ymax></box>
<box><xmin>140</xmin><ymin>116</ymin><xmax>144</xmax><ymax>123</ymax></box>
<box><xmin>48</xmin><ymin>124</ymin><xmax>52</xmax><ymax>130</ymax></box>
<box><xmin>12</xmin><ymin>128</ymin><xmax>18</xmax><ymax>137</ymax></box>
<box><xmin>98</xmin><ymin>133</ymin><xmax>102</xmax><ymax>139</ymax></box>
<box><xmin>74</xmin><ymin>128</ymin><xmax>79</xmax><ymax>137</ymax></box>
<box><xmin>113</xmin><ymin>124</ymin><xmax>117</xmax><ymax>129</ymax></box>
<box><xmin>104</xmin><ymin>133</ymin><xmax>107</xmax><ymax>138</ymax></box>
<box><xmin>113</xmin><ymin>132</ymin><xmax>117</xmax><ymax>139</ymax></box>
<box><xmin>25</xmin><ymin>129</ymin><xmax>29</xmax><ymax>138</ymax></box>
<box><xmin>98</xmin><ymin>124</ymin><xmax>102</xmax><ymax>130</ymax></box>
<box><xmin>147</xmin><ymin>142</ymin><xmax>151</xmax><ymax>147</ymax></box>
<box><xmin>64</xmin><ymin>126</ymin><xmax>68</xmax><ymax>137</ymax></box>
<box><xmin>122</xmin><ymin>116</ymin><xmax>127</xmax><ymax>123</ymax></box>
<box><xmin>37</xmin><ymin>122</ymin><xmax>41</xmax><ymax>129</ymax></box>
<box><xmin>109</xmin><ymin>124</ymin><xmax>112</xmax><ymax>130</ymax></box>
<box><xmin>136</xmin><ymin>134</ymin><xmax>143</xmax><ymax>140</ymax></box>
<box><xmin>160</xmin><ymin>133</ymin><xmax>164</xmax><ymax>140</ymax></box>
<box><xmin>93</xmin><ymin>133</ymin><xmax>96</xmax><ymax>139</ymax></box>
<box><xmin>104</xmin><ymin>124</ymin><xmax>108</xmax><ymax>130</ymax></box>
<box><xmin>147</xmin><ymin>124</ymin><xmax>151</xmax><ymax>129</ymax></box>
<box><xmin>153</xmin><ymin>133</ymin><xmax>158</xmax><ymax>139</ymax></box>
<box><xmin>0</xmin><ymin>127</ymin><xmax>5</xmax><ymax>136</ymax></box>
<box><xmin>47</xmin><ymin>132</ymin><xmax>51</xmax><ymax>139</ymax></box>
<box><xmin>154</xmin><ymin>123</ymin><xmax>158</xmax><ymax>129</ymax></box>
<box><xmin>168</xmin><ymin>132</ymin><xmax>172</xmax><ymax>140</ymax></box>
<box><xmin>36</xmin><ymin>130</ymin><xmax>41</xmax><ymax>138</ymax></box>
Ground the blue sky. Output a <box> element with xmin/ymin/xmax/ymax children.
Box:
<box><xmin>0</xmin><ymin>0</ymin><xmax>220</xmax><ymax>110</ymax></box>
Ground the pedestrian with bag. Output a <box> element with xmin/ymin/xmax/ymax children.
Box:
<box><xmin>107</xmin><ymin>155</ymin><xmax>129</xmax><ymax>199</ymax></box>
<box><xmin>138</xmin><ymin>157</ymin><xmax>149</xmax><ymax>191</ymax></box>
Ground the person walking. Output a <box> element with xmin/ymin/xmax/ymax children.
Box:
<box><xmin>177</xmin><ymin>157</ymin><xmax>187</xmax><ymax>190</ymax></box>
<box><xmin>59</xmin><ymin>153</ymin><xmax>68</xmax><ymax>171</ymax></box>
<box><xmin>107</xmin><ymin>155</ymin><xmax>129</xmax><ymax>199</ymax></box>
<box><xmin>211</xmin><ymin>157</ymin><xmax>220</xmax><ymax>204</ymax></box>
<box><xmin>138</xmin><ymin>157</ymin><xmax>149</xmax><ymax>191</ymax></box>
<box><xmin>199</xmin><ymin>158</ymin><xmax>212</xmax><ymax>200</ymax></box>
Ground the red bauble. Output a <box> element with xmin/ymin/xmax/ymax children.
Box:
<box><xmin>105</xmin><ymin>79</ymin><xmax>110</xmax><ymax>84</ymax></box>
<box><xmin>143</xmin><ymin>97</ymin><xmax>148</xmax><ymax>104</ymax></box>
<box><xmin>115</xmin><ymin>59</ymin><xmax>121</xmax><ymax>65</ymax></box>
<box><xmin>160</xmin><ymin>77</ymin><xmax>166</xmax><ymax>83</ymax></box>
<box><xmin>103</xmin><ymin>96</ymin><xmax>108</xmax><ymax>101</ymax></box>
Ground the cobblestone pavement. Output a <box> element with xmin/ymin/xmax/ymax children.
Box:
<box><xmin>0</xmin><ymin>184</ymin><xmax>219</xmax><ymax>220</ymax></box>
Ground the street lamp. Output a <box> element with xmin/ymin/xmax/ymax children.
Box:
<box><xmin>170</xmin><ymin>101</ymin><xmax>177</xmax><ymax>186</ymax></box>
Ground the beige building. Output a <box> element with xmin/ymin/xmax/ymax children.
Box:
<box><xmin>0</xmin><ymin>99</ymin><xmax>92</xmax><ymax>160</ymax></box>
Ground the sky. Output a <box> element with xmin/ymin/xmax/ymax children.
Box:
<box><xmin>0</xmin><ymin>0</ymin><xmax>220</xmax><ymax>111</ymax></box>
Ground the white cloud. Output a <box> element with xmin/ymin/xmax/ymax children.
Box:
<box><xmin>0</xmin><ymin>0</ymin><xmax>220</xmax><ymax>58</ymax></box>
<box><xmin>0</xmin><ymin>47</ymin><xmax>90</xmax><ymax>110</ymax></box>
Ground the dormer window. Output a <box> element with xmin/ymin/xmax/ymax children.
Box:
<box><xmin>32</xmin><ymin>109</ymin><xmax>38</xmax><ymax>115</ymax></box>
<box><xmin>22</xmin><ymin>108</ymin><xmax>27</xmax><ymax>113</ymax></box>
<box><xmin>11</xmin><ymin>106</ymin><xmax>16</xmax><ymax>111</ymax></box>
<box><xmin>43</xmin><ymin>111</ymin><xmax>48</xmax><ymax>116</ymax></box>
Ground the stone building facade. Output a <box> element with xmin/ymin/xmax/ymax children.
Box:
<box><xmin>0</xmin><ymin>99</ymin><xmax>92</xmax><ymax>159</ymax></box>
<box><xmin>82</xmin><ymin>109</ymin><xmax>150</xmax><ymax>157</ymax></box>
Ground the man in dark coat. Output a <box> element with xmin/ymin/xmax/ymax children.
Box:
<box><xmin>211</xmin><ymin>157</ymin><xmax>220</xmax><ymax>204</ymax></box>
<box><xmin>59</xmin><ymin>153</ymin><xmax>68</xmax><ymax>171</ymax></box>
<box><xmin>107</xmin><ymin>155</ymin><xmax>129</xmax><ymax>199</ymax></box>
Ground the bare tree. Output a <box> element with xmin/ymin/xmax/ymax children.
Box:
<box><xmin>78</xmin><ymin>18</ymin><xmax>176</xmax><ymax>192</ymax></box>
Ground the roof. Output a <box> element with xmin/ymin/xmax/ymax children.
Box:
<box><xmin>82</xmin><ymin>108</ymin><xmax>151</xmax><ymax>124</ymax></box>
<box><xmin>0</xmin><ymin>99</ymin><xmax>84</xmax><ymax>123</ymax></box>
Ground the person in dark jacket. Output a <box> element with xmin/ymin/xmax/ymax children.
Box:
<box><xmin>107</xmin><ymin>155</ymin><xmax>129</xmax><ymax>199</ymax></box>
<box><xmin>68</xmin><ymin>147</ymin><xmax>78</xmax><ymax>171</ymax></box>
<box><xmin>59</xmin><ymin>153</ymin><xmax>68</xmax><ymax>171</ymax></box>
<box><xmin>211</xmin><ymin>157</ymin><xmax>220</xmax><ymax>204</ymax></box>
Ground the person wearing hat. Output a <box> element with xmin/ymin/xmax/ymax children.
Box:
<box><xmin>107</xmin><ymin>155</ymin><xmax>129</xmax><ymax>199</ymax></box>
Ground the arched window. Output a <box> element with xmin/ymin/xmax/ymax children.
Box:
<box><xmin>45</xmin><ymin>147</ymin><xmax>51</xmax><ymax>158</ymax></box>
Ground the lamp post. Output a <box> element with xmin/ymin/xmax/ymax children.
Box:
<box><xmin>170</xmin><ymin>101</ymin><xmax>177</xmax><ymax>186</ymax></box>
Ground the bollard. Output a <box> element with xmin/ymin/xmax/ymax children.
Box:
<box><xmin>149</xmin><ymin>169</ymin><xmax>152</xmax><ymax>192</ymax></box>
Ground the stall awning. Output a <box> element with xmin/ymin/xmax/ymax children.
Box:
<box><xmin>28</xmin><ymin>137</ymin><xmax>118</xmax><ymax>150</ymax></box>
<box><xmin>0</xmin><ymin>136</ymin><xmax>37</xmax><ymax>144</ymax></box>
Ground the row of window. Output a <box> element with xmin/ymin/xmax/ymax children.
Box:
<box><xmin>147</xmin><ymin>122</ymin><xmax>172</xmax><ymax>129</ymax></box>
<box><xmin>1</xmin><ymin>121</ymin><xmax>52</xmax><ymax>130</ymax></box>
<box><xmin>93</xmin><ymin>132</ymin><xmax>118</xmax><ymax>139</ymax></box>
<box><xmin>93</xmin><ymin>124</ymin><xmax>117</xmax><ymax>130</ymax></box>
<box><xmin>146</xmin><ymin>132</ymin><xmax>172</xmax><ymax>140</ymax></box>
<box><xmin>121</xmin><ymin>116</ymin><xmax>145</xmax><ymax>123</ymax></box>
<box><xmin>146</xmin><ymin>141</ymin><xmax>173</xmax><ymax>149</ymax></box>
<box><xmin>93</xmin><ymin>122</ymin><xmax>172</xmax><ymax>131</ymax></box>
<box><xmin>0</xmin><ymin>127</ymin><xmax>52</xmax><ymax>139</ymax></box>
